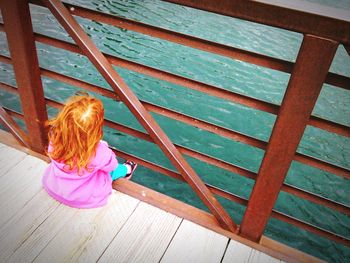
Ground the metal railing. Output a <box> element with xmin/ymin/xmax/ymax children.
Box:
<box><xmin>0</xmin><ymin>0</ymin><xmax>349</xmax><ymax>253</ymax></box>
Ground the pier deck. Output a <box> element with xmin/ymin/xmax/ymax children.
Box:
<box><xmin>0</xmin><ymin>142</ymin><xmax>285</xmax><ymax>263</ymax></box>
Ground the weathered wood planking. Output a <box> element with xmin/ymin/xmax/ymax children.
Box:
<box><xmin>99</xmin><ymin>201</ymin><xmax>182</xmax><ymax>263</ymax></box>
<box><xmin>0</xmin><ymin>143</ymin><xmax>27</xmax><ymax>177</ymax></box>
<box><xmin>0</xmin><ymin>155</ymin><xmax>48</xmax><ymax>226</ymax></box>
<box><xmin>0</xmin><ymin>143</ymin><xmax>300</xmax><ymax>263</ymax></box>
<box><xmin>7</xmin><ymin>202</ymin><xmax>78</xmax><ymax>263</ymax></box>
<box><xmin>249</xmin><ymin>249</ymin><xmax>282</xmax><ymax>263</ymax></box>
<box><xmin>160</xmin><ymin>219</ymin><xmax>228</xmax><ymax>263</ymax></box>
<box><xmin>33</xmin><ymin>191</ymin><xmax>139</xmax><ymax>263</ymax></box>
<box><xmin>222</xmin><ymin>239</ymin><xmax>254</xmax><ymax>263</ymax></box>
<box><xmin>222</xmin><ymin>239</ymin><xmax>282</xmax><ymax>263</ymax></box>
<box><xmin>0</xmin><ymin>155</ymin><xmax>45</xmax><ymax>195</ymax></box>
<box><xmin>0</xmin><ymin>190</ymin><xmax>59</xmax><ymax>262</ymax></box>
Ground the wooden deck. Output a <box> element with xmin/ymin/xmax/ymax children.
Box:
<box><xmin>0</xmin><ymin>142</ymin><xmax>287</xmax><ymax>263</ymax></box>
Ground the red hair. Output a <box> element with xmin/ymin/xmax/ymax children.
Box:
<box><xmin>47</xmin><ymin>94</ymin><xmax>104</xmax><ymax>173</ymax></box>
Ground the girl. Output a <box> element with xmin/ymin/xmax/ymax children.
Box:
<box><xmin>42</xmin><ymin>92</ymin><xmax>137</xmax><ymax>208</ymax></box>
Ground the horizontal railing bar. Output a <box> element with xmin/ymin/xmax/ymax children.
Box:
<box><xmin>2</xmin><ymin>107</ymin><xmax>23</xmax><ymax>120</ymax></box>
<box><xmin>294</xmin><ymin>152</ymin><xmax>350</xmax><ymax>180</ymax></box>
<box><xmin>142</xmin><ymin>101</ymin><xmax>267</xmax><ymax>149</ymax></box>
<box><xmin>176</xmin><ymin>145</ymin><xmax>257</xmax><ymax>180</ymax></box>
<box><xmin>113</xmin><ymin>145</ymin><xmax>350</xmax><ymax>247</ymax></box>
<box><xmin>5</xmin><ymin>98</ymin><xmax>350</xmax><ymax>242</ymax></box>
<box><xmin>41</xmin><ymin>68</ymin><xmax>119</xmax><ymax>100</ymax></box>
<box><xmin>22</xmin><ymin>32</ymin><xmax>350</xmax><ymax>137</ymax></box>
<box><xmin>309</xmin><ymin>116</ymin><xmax>350</xmax><ymax>138</ymax></box>
<box><xmin>42</xmin><ymin>96</ymin><xmax>350</xmax><ymax>217</ymax></box>
<box><xmin>164</xmin><ymin>0</ymin><xmax>350</xmax><ymax>45</ymax></box>
<box><xmin>0</xmin><ymin>82</ymin><xmax>17</xmax><ymax>94</ymax></box>
<box><xmin>21</xmin><ymin>4</ymin><xmax>350</xmax><ymax>91</ymax></box>
<box><xmin>271</xmin><ymin>210</ymin><xmax>350</xmax><ymax>247</ymax></box>
<box><xmin>0</xmin><ymin>54</ymin><xmax>11</xmax><ymax>64</ymax></box>
<box><xmin>282</xmin><ymin>183</ymin><xmax>350</xmax><ymax>216</ymax></box>
<box><xmin>325</xmin><ymin>72</ymin><xmax>350</xmax><ymax>91</ymax></box>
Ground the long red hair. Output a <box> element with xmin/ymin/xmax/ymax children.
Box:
<box><xmin>47</xmin><ymin>94</ymin><xmax>104</xmax><ymax>173</ymax></box>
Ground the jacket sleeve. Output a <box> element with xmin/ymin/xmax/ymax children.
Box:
<box><xmin>97</xmin><ymin>141</ymin><xmax>119</xmax><ymax>173</ymax></box>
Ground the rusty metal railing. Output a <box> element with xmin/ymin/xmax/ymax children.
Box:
<box><xmin>0</xmin><ymin>0</ymin><xmax>349</xmax><ymax>253</ymax></box>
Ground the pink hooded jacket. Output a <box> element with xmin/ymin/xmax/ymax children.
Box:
<box><xmin>42</xmin><ymin>140</ymin><xmax>118</xmax><ymax>208</ymax></box>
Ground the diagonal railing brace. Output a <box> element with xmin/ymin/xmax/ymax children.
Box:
<box><xmin>41</xmin><ymin>0</ymin><xmax>237</xmax><ymax>232</ymax></box>
<box><xmin>0</xmin><ymin>106</ymin><xmax>30</xmax><ymax>148</ymax></box>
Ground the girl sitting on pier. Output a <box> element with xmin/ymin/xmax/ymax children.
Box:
<box><xmin>42</xmin><ymin>92</ymin><xmax>137</xmax><ymax>208</ymax></box>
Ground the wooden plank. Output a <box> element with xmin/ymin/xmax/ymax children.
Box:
<box><xmin>0</xmin><ymin>144</ymin><xmax>27</xmax><ymax>177</ymax></box>
<box><xmin>222</xmin><ymin>239</ymin><xmax>254</xmax><ymax>263</ymax></box>
<box><xmin>260</xmin><ymin>236</ymin><xmax>322</xmax><ymax>263</ymax></box>
<box><xmin>161</xmin><ymin>219</ymin><xmax>228</xmax><ymax>263</ymax></box>
<box><xmin>0</xmin><ymin>155</ymin><xmax>45</xmax><ymax>195</ymax></box>
<box><xmin>7</xmin><ymin>203</ymin><xmax>78</xmax><ymax>263</ymax></box>
<box><xmin>0</xmin><ymin>190</ymin><xmax>59</xmax><ymax>262</ymax></box>
<box><xmin>0</xmin><ymin>155</ymin><xmax>47</xmax><ymax>226</ymax></box>
<box><xmin>249</xmin><ymin>249</ymin><xmax>281</xmax><ymax>263</ymax></box>
<box><xmin>114</xmin><ymin>180</ymin><xmax>322</xmax><ymax>263</ymax></box>
<box><xmin>33</xmin><ymin>191</ymin><xmax>139</xmax><ymax>263</ymax></box>
<box><xmin>0</xmin><ymin>130</ymin><xmax>50</xmax><ymax>162</ymax></box>
<box><xmin>222</xmin><ymin>239</ymin><xmax>281</xmax><ymax>263</ymax></box>
<box><xmin>99</xmin><ymin>202</ymin><xmax>182</xmax><ymax>263</ymax></box>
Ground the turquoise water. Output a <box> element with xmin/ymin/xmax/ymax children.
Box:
<box><xmin>0</xmin><ymin>0</ymin><xmax>349</xmax><ymax>261</ymax></box>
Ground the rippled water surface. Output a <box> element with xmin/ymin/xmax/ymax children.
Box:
<box><xmin>0</xmin><ymin>0</ymin><xmax>349</xmax><ymax>262</ymax></box>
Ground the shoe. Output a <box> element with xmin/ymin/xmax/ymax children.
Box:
<box><xmin>124</xmin><ymin>160</ymin><xmax>137</xmax><ymax>179</ymax></box>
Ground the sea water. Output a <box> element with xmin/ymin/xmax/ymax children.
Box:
<box><xmin>0</xmin><ymin>0</ymin><xmax>349</xmax><ymax>261</ymax></box>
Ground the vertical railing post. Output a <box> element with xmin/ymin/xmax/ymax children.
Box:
<box><xmin>239</xmin><ymin>35</ymin><xmax>338</xmax><ymax>241</ymax></box>
<box><xmin>1</xmin><ymin>0</ymin><xmax>48</xmax><ymax>153</ymax></box>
